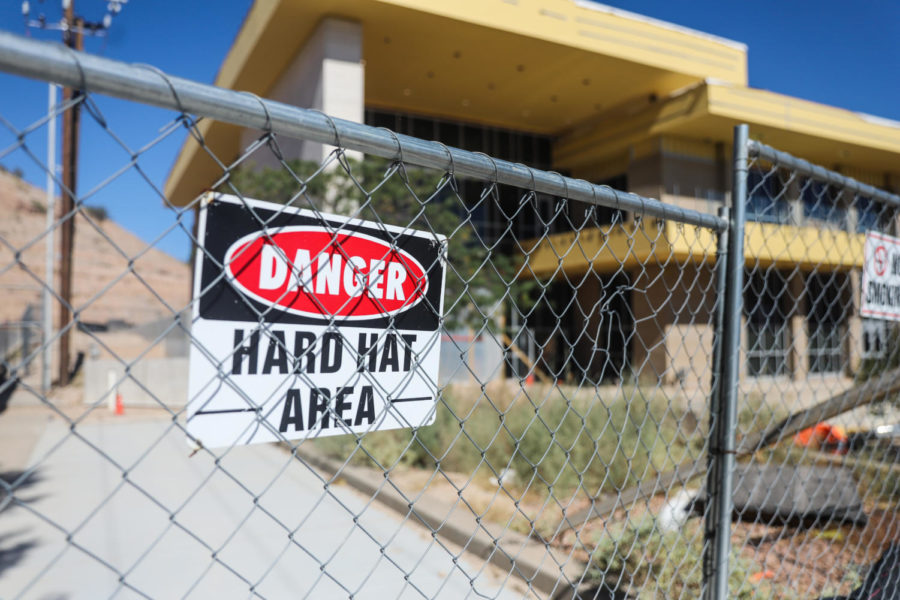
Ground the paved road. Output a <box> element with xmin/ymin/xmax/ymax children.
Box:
<box><xmin>0</xmin><ymin>409</ymin><xmax>521</xmax><ymax>599</ymax></box>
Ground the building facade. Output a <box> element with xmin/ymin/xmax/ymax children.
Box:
<box><xmin>165</xmin><ymin>0</ymin><xmax>900</xmax><ymax>388</ymax></box>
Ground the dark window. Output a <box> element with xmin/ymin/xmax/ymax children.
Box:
<box><xmin>744</xmin><ymin>268</ymin><xmax>789</xmax><ymax>376</ymax></box>
<box><xmin>746</xmin><ymin>168</ymin><xmax>790</xmax><ymax>224</ymax></box>
<box><xmin>365</xmin><ymin>108</ymin><xmax>554</xmax><ymax>244</ymax></box>
<box><xmin>807</xmin><ymin>273</ymin><xmax>845</xmax><ymax>374</ymax></box>
<box><xmin>594</xmin><ymin>174</ymin><xmax>628</xmax><ymax>225</ymax></box>
<box><xmin>801</xmin><ymin>179</ymin><xmax>847</xmax><ymax>227</ymax></box>
<box><xmin>522</xmin><ymin>275</ymin><xmax>632</xmax><ymax>384</ymax></box>
<box><xmin>862</xmin><ymin>319</ymin><xmax>887</xmax><ymax>359</ymax></box>
<box><xmin>857</xmin><ymin>197</ymin><xmax>879</xmax><ymax>233</ymax></box>
<box><xmin>855</xmin><ymin>196</ymin><xmax>896</xmax><ymax>234</ymax></box>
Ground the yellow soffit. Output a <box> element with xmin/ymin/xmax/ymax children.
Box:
<box><xmin>164</xmin><ymin>0</ymin><xmax>749</xmax><ymax>206</ymax></box>
<box><xmin>521</xmin><ymin>220</ymin><xmax>864</xmax><ymax>280</ymax></box>
<box><xmin>553</xmin><ymin>82</ymin><xmax>711</xmax><ymax>170</ymax></box>
<box><xmin>743</xmin><ymin>222</ymin><xmax>864</xmax><ymax>271</ymax></box>
<box><xmin>372</xmin><ymin>0</ymin><xmax>748</xmax><ymax>83</ymax></box>
<box><xmin>667</xmin><ymin>221</ymin><xmax>865</xmax><ymax>271</ymax></box>
<box><xmin>164</xmin><ymin>0</ymin><xmax>283</xmax><ymax>207</ymax></box>
<box><xmin>521</xmin><ymin>221</ymin><xmax>700</xmax><ymax>279</ymax></box>
<box><xmin>705</xmin><ymin>84</ymin><xmax>900</xmax><ymax>168</ymax></box>
<box><xmin>555</xmin><ymin>81</ymin><xmax>900</xmax><ymax>175</ymax></box>
<box><xmin>707</xmin><ymin>84</ymin><xmax>900</xmax><ymax>154</ymax></box>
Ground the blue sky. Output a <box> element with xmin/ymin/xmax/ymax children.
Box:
<box><xmin>0</xmin><ymin>1</ymin><xmax>898</xmax><ymax>262</ymax></box>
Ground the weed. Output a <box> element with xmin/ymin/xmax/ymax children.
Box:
<box><xmin>588</xmin><ymin>518</ymin><xmax>777</xmax><ymax>599</ymax></box>
<box><xmin>313</xmin><ymin>382</ymin><xmax>701</xmax><ymax>502</ymax></box>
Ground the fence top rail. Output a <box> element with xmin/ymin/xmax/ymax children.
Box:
<box><xmin>0</xmin><ymin>31</ymin><xmax>728</xmax><ymax>232</ymax></box>
<box><xmin>749</xmin><ymin>139</ymin><xmax>900</xmax><ymax>209</ymax></box>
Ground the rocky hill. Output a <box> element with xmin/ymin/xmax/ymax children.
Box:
<box><xmin>0</xmin><ymin>169</ymin><xmax>191</xmax><ymax>327</ymax></box>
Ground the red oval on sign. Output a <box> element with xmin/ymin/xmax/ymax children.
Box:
<box><xmin>223</xmin><ymin>227</ymin><xmax>429</xmax><ymax>320</ymax></box>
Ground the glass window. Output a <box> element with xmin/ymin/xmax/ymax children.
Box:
<box><xmin>594</xmin><ymin>174</ymin><xmax>628</xmax><ymax>225</ymax></box>
<box><xmin>807</xmin><ymin>273</ymin><xmax>846</xmax><ymax>374</ymax></box>
<box><xmin>364</xmin><ymin>108</ymin><xmax>555</xmax><ymax>244</ymax></box>
<box><xmin>857</xmin><ymin>196</ymin><xmax>877</xmax><ymax>233</ymax></box>
<box><xmin>801</xmin><ymin>179</ymin><xmax>847</xmax><ymax>227</ymax></box>
<box><xmin>855</xmin><ymin>196</ymin><xmax>896</xmax><ymax>234</ymax></box>
<box><xmin>862</xmin><ymin>318</ymin><xmax>887</xmax><ymax>360</ymax></box>
<box><xmin>744</xmin><ymin>268</ymin><xmax>789</xmax><ymax>376</ymax></box>
<box><xmin>746</xmin><ymin>169</ymin><xmax>790</xmax><ymax>224</ymax></box>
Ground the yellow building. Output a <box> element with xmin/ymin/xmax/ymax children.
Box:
<box><xmin>166</xmin><ymin>0</ymin><xmax>900</xmax><ymax>387</ymax></box>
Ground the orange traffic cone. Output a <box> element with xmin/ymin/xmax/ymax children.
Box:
<box><xmin>114</xmin><ymin>392</ymin><xmax>125</xmax><ymax>416</ymax></box>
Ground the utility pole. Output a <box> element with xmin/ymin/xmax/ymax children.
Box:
<box><xmin>58</xmin><ymin>0</ymin><xmax>82</xmax><ymax>386</ymax></box>
<box><xmin>23</xmin><ymin>0</ymin><xmax>127</xmax><ymax>386</ymax></box>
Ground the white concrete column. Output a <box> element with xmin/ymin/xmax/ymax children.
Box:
<box><xmin>240</xmin><ymin>18</ymin><xmax>364</xmax><ymax>167</ymax></box>
<box><xmin>789</xmin><ymin>271</ymin><xmax>808</xmax><ymax>381</ymax></box>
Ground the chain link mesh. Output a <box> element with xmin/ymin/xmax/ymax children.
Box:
<box><xmin>1</xmin><ymin>40</ymin><xmax>897</xmax><ymax>600</ymax></box>
<box><xmin>0</xmin><ymin>68</ymin><xmax>726</xmax><ymax>600</ymax></box>
<box><xmin>727</xmin><ymin>146</ymin><xmax>900</xmax><ymax>598</ymax></box>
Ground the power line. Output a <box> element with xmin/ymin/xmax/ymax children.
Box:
<box><xmin>22</xmin><ymin>1</ymin><xmax>128</xmax><ymax>37</ymax></box>
<box><xmin>21</xmin><ymin>0</ymin><xmax>129</xmax><ymax>386</ymax></box>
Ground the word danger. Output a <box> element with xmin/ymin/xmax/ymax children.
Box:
<box><xmin>224</xmin><ymin>227</ymin><xmax>428</xmax><ymax>319</ymax></box>
<box><xmin>230</xmin><ymin>329</ymin><xmax>417</xmax><ymax>375</ymax></box>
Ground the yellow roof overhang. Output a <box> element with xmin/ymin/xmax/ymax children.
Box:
<box><xmin>524</xmin><ymin>220</ymin><xmax>865</xmax><ymax>280</ymax></box>
<box><xmin>165</xmin><ymin>0</ymin><xmax>748</xmax><ymax>206</ymax></box>
<box><xmin>555</xmin><ymin>81</ymin><xmax>900</xmax><ymax>177</ymax></box>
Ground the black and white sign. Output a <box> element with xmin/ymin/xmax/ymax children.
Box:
<box><xmin>186</xmin><ymin>194</ymin><xmax>446</xmax><ymax>448</ymax></box>
<box><xmin>861</xmin><ymin>231</ymin><xmax>900</xmax><ymax>322</ymax></box>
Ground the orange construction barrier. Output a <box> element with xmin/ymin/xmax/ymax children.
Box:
<box><xmin>794</xmin><ymin>422</ymin><xmax>847</xmax><ymax>453</ymax></box>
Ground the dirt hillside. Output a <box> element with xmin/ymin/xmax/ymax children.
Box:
<box><xmin>0</xmin><ymin>169</ymin><xmax>191</xmax><ymax>326</ymax></box>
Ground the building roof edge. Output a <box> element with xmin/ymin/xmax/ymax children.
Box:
<box><xmin>573</xmin><ymin>0</ymin><xmax>748</xmax><ymax>52</ymax></box>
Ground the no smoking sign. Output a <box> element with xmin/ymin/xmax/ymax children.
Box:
<box><xmin>874</xmin><ymin>244</ymin><xmax>888</xmax><ymax>277</ymax></box>
<box><xmin>862</xmin><ymin>232</ymin><xmax>900</xmax><ymax>321</ymax></box>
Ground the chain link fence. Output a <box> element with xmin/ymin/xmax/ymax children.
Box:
<box><xmin>0</xmin><ymin>33</ymin><xmax>897</xmax><ymax>600</ymax></box>
<box><xmin>722</xmin><ymin>140</ymin><xmax>900</xmax><ymax>598</ymax></box>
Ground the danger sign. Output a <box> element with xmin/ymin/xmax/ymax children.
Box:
<box><xmin>186</xmin><ymin>194</ymin><xmax>446</xmax><ymax>448</ymax></box>
<box><xmin>861</xmin><ymin>231</ymin><xmax>900</xmax><ymax>322</ymax></box>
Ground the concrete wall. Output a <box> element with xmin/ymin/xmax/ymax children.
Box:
<box><xmin>788</xmin><ymin>271</ymin><xmax>807</xmax><ymax>381</ymax></box>
<box><xmin>630</xmin><ymin>263</ymin><xmax>717</xmax><ymax>389</ymax></box>
<box><xmin>847</xmin><ymin>269</ymin><xmax>863</xmax><ymax>373</ymax></box>
<box><xmin>659</xmin><ymin>146</ymin><xmax>728</xmax><ymax>215</ymax></box>
<box><xmin>239</xmin><ymin>18</ymin><xmax>364</xmax><ymax>167</ymax></box>
<box><xmin>85</xmin><ymin>339</ymin><xmax>505</xmax><ymax>408</ymax></box>
<box><xmin>439</xmin><ymin>334</ymin><xmax>505</xmax><ymax>385</ymax></box>
<box><xmin>83</xmin><ymin>358</ymin><xmax>189</xmax><ymax>409</ymax></box>
<box><xmin>568</xmin><ymin>136</ymin><xmax>877</xmax><ymax>390</ymax></box>
<box><xmin>627</xmin><ymin>152</ymin><xmax>664</xmax><ymax>207</ymax></box>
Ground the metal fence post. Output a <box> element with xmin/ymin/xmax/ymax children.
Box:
<box><xmin>706</xmin><ymin>124</ymin><xmax>748</xmax><ymax>600</ymax></box>
<box><xmin>702</xmin><ymin>204</ymin><xmax>729</xmax><ymax>598</ymax></box>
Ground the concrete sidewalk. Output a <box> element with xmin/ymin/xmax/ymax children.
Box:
<box><xmin>0</xmin><ymin>408</ymin><xmax>524</xmax><ymax>599</ymax></box>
